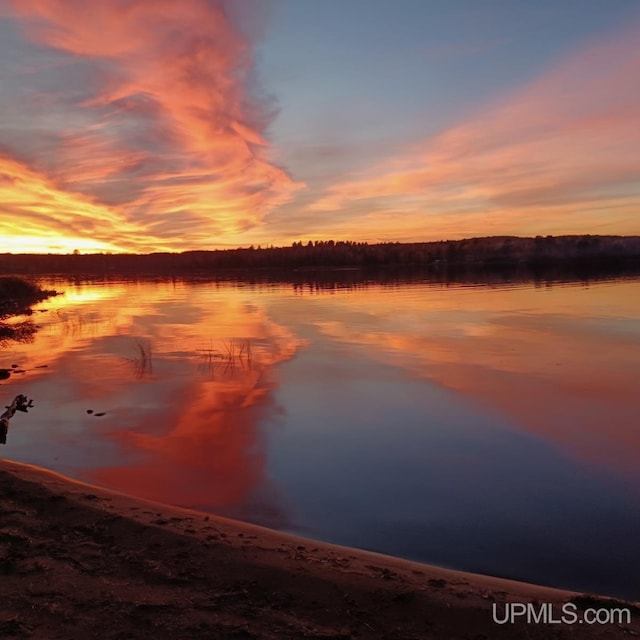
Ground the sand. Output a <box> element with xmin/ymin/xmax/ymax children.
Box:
<box><xmin>0</xmin><ymin>459</ymin><xmax>637</xmax><ymax>639</ymax></box>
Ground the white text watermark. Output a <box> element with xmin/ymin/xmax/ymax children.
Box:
<box><xmin>492</xmin><ymin>602</ymin><xmax>631</xmax><ymax>625</ymax></box>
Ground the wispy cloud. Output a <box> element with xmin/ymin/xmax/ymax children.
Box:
<box><xmin>308</xmin><ymin>21</ymin><xmax>640</xmax><ymax>240</ymax></box>
<box><xmin>0</xmin><ymin>153</ymin><xmax>144</xmax><ymax>252</ymax></box>
<box><xmin>1</xmin><ymin>0</ymin><xmax>301</xmax><ymax>252</ymax></box>
<box><xmin>1</xmin><ymin>3</ymin><xmax>637</xmax><ymax>251</ymax></box>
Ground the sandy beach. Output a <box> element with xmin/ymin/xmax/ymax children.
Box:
<box><xmin>0</xmin><ymin>459</ymin><xmax>637</xmax><ymax>639</ymax></box>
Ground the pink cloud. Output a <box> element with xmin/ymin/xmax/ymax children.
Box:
<box><xmin>2</xmin><ymin>0</ymin><xmax>302</xmax><ymax>251</ymax></box>
<box><xmin>309</xmin><ymin>21</ymin><xmax>640</xmax><ymax>239</ymax></box>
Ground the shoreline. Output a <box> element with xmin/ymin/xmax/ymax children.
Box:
<box><xmin>1</xmin><ymin>458</ymin><xmax>637</xmax><ymax>639</ymax></box>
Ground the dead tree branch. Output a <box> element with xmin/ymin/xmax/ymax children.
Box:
<box><xmin>0</xmin><ymin>394</ymin><xmax>33</xmax><ymax>444</ymax></box>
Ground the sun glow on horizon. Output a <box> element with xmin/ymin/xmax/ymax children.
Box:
<box><xmin>0</xmin><ymin>235</ymin><xmax>123</xmax><ymax>255</ymax></box>
<box><xmin>0</xmin><ymin>2</ymin><xmax>638</xmax><ymax>252</ymax></box>
<box><xmin>0</xmin><ymin>0</ymin><xmax>301</xmax><ymax>254</ymax></box>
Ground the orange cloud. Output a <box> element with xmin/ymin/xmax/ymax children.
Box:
<box><xmin>2</xmin><ymin>0</ymin><xmax>301</xmax><ymax>252</ymax></box>
<box><xmin>309</xmin><ymin>22</ymin><xmax>640</xmax><ymax>240</ymax></box>
<box><xmin>0</xmin><ymin>154</ymin><xmax>146</xmax><ymax>253</ymax></box>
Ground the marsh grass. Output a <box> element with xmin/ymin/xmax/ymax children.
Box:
<box><xmin>197</xmin><ymin>339</ymin><xmax>223</xmax><ymax>374</ymax></box>
<box><xmin>0</xmin><ymin>320</ymin><xmax>37</xmax><ymax>346</ymax></box>
<box><xmin>238</xmin><ymin>339</ymin><xmax>252</xmax><ymax>364</ymax></box>
<box><xmin>56</xmin><ymin>309</ymin><xmax>90</xmax><ymax>337</ymax></box>
<box><xmin>222</xmin><ymin>339</ymin><xmax>252</xmax><ymax>370</ymax></box>
<box><xmin>197</xmin><ymin>338</ymin><xmax>252</xmax><ymax>377</ymax></box>
<box><xmin>127</xmin><ymin>338</ymin><xmax>153</xmax><ymax>379</ymax></box>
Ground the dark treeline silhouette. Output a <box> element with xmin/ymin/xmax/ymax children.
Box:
<box><xmin>0</xmin><ymin>235</ymin><xmax>639</xmax><ymax>278</ymax></box>
<box><xmin>0</xmin><ymin>277</ymin><xmax>55</xmax><ymax>317</ymax></box>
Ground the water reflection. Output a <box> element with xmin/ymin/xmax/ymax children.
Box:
<box><xmin>2</xmin><ymin>279</ymin><xmax>304</xmax><ymax>529</ymax></box>
<box><xmin>1</xmin><ymin>275</ymin><xmax>639</xmax><ymax>597</ymax></box>
<box><xmin>0</xmin><ymin>319</ymin><xmax>38</xmax><ymax>347</ymax></box>
<box><xmin>298</xmin><ymin>280</ymin><xmax>640</xmax><ymax>485</ymax></box>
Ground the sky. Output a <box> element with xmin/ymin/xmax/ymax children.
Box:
<box><xmin>0</xmin><ymin>0</ymin><xmax>638</xmax><ymax>254</ymax></box>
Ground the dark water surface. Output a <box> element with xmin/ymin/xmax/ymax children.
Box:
<box><xmin>2</xmin><ymin>274</ymin><xmax>639</xmax><ymax>599</ymax></box>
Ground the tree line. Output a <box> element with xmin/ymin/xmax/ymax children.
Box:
<box><xmin>0</xmin><ymin>235</ymin><xmax>639</xmax><ymax>276</ymax></box>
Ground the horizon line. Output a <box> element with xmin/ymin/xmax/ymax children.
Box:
<box><xmin>2</xmin><ymin>233</ymin><xmax>639</xmax><ymax>257</ymax></box>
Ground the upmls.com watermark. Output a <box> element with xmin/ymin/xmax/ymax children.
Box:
<box><xmin>492</xmin><ymin>602</ymin><xmax>631</xmax><ymax>625</ymax></box>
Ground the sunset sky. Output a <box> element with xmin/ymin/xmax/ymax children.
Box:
<box><xmin>0</xmin><ymin>0</ymin><xmax>638</xmax><ymax>253</ymax></box>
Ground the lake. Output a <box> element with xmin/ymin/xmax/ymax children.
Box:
<box><xmin>2</xmin><ymin>273</ymin><xmax>639</xmax><ymax>599</ymax></box>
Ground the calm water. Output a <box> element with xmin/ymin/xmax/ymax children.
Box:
<box><xmin>2</xmin><ymin>275</ymin><xmax>640</xmax><ymax>599</ymax></box>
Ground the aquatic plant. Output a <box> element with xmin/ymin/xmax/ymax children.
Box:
<box><xmin>197</xmin><ymin>338</ymin><xmax>252</xmax><ymax>377</ymax></box>
<box><xmin>222</xmin><ymin>339</ymin><xmax>252</xmax><ymax>367</ymax></box>
<box><xmin>127</xmin><ymin>338</ymin><xmax>153</xmax><ymax>379</ymax></box>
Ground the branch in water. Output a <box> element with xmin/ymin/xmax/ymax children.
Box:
<box><xmin>0</xmin><ymin>394</ymin><xmax>33</xmax><ymax>444</ymax></box>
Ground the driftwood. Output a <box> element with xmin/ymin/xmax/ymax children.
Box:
<box><xmin>0</xmin><ymin>394</ymin><xmax>33</xmax><ymax>444</ymax></box>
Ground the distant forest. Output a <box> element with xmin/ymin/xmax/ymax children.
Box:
<box><xmin>0</xmin><ymin>235</ymin><xmax>639</xmax><ymax>277</ymax></box>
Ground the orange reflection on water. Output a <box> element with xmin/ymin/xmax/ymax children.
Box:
<box><xmin>309</xmin><ymin>280</ymin><xmax>640</xmax><ymax>482</ymax></box>
<box><xmin>90</xmin><ymin>371</ymin><xmax>276</xmax><ymax>510</ymax></box>
<box><xmin>6</xmin><ymin>280</ymin><xmax>304</xmax><ymax>517</ymax></box>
